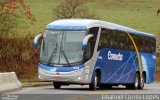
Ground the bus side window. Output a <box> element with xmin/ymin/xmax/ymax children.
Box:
<box><xmin>127</xmin><ymin>37</ymin><xmax>134</xmax><ymax>51</ymax></box>
<box><xmin>109</xmin><ymin>31</ymin><xmax>116</xmax><ymax>49</ymax></box>
<box><xmin>84</xmin><ymin>39</ymin><xmax>92</xmax><ymax>61</ymax></box>
<box><xmin>98</xmin><ymin>28</ymin><xmax>108</xmax><ymax>51</ymax></box>
<box><xmin>84</xmin><ymin>27</ymin><xmax>99</xmax><ymax>61</ymax></box>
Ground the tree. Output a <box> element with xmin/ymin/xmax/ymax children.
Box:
<box><xmin>0</xmin><ymin>0</ymin><xmax>36</xmax><ymax>23</ymax></box>
<box><xmin>54</xmin><ymin>0</ymin><xmax>99</xmax><ymax>19</ymax></box>
<box><xmin>0</xmin><ymin>0</ymin><xmax>36</xmax><ymax>37</ymax></box>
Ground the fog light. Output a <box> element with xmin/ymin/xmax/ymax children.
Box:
<box><xmin>38</xmin><ymin>75</ymin><xmax>41</xmax><ymax>79</ymax></box>
<box><xmin>78</xmin><ymin>76</ymin><xmax>81</xmax><ymax>80</ymax></box>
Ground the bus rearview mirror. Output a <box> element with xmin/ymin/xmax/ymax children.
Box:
<box><xmin>34</xmin><ymin>34</ymin><xmax>42</xmax><ymax>48</ymax></box>
<box><xmin>82</xmin><ymin>34</ymin><xmax>94</xmax><ymax>49</ymax></box>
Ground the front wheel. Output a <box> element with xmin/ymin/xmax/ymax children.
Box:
<box><xmin>53</xmin><ymin>82</ymin><xmax>61</xmax><ymax>89</ymax></box>
<box><xmin>89</xmin><ymin>72</ymin><xmax>99</xmax><ymax>90</ymax></box>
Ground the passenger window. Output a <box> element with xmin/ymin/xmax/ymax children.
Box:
<box><xmin>98</xmin><ymin>28</ymin><xmax>156</xmax><ymax>53</ymax></box>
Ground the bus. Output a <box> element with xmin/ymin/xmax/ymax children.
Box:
<box><xmin>34</xmin><ymin>19</ymin><xmax>156</xmax><ymax>90</ymax></box>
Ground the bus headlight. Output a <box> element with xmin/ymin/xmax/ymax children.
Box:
<box><xmin>78</xmin><ymin>76</ymin><xmax>81</xmax><ymax>80</ymax></box>
<box><xmin>38</xmin><ymin>75</ymin><xmax>41</xmax><ymax>79</ymax></box>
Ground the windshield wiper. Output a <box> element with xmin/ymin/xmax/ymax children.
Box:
<box><xmin>47</xmin><ymin>43</ymin><xmax>57</xmax><ymax>65</ymax></box>
<box><xmin>58</xmin><ymin>31</ymin><xmax>70</xmax><ymax>67</ymax></box>
<box><xmin>60</xmin><ymin>48</ymin><xmax>71</xmax><ymax>66</ymax></box>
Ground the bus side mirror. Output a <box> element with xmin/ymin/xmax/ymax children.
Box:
<box><xmin>82</xmin><ymin>34</ymin><xmax>94</xmax><ymax>49</ymax></box>
<box><xmin>34</xmin><ymin>34</ymin><xmax>42</xmax><ymax>48</ymax></box>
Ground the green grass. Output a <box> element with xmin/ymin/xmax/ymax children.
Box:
<box><xmin>89</xmin><ymin>0</ymin><xmax>160</xmax><ymax>34</ymax></box>
<box><xmin>17</xmin><ymin>0</ymin><xmax>160</xmax><ymax>36</ymax></box>
<box><xmin>16</xmin><ymin>0</ymin><xmax>63</xmax><ymax>36</ymax></box>
<box><xmin>20</xmin><ymin>79</ymin><xmax>52</xmax><ymax>87</ymax></box>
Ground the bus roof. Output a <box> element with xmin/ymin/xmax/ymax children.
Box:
<box><xmin>46</xmin><ymin>19</ymin><xmax>155</xmax><ymax>38</ymax></box>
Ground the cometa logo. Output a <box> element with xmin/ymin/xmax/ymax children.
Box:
<box><xmin>108</xmin><ymin>51</ymin><xmax>123</xmax><ymax>61</ymax></box>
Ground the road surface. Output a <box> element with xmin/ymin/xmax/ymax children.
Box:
<box><xmin>2</xmin><ymin>83</ymin><xmax>160</xmax><ymax>100</ymax></box>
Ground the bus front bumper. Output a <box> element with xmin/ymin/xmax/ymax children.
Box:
<box><xmin>38</xmin><ymin>67</ymin><xmax>88</xmax><ymax>84</ymax></box>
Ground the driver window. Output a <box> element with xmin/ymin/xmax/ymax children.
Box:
<box><xmin>84</xmin><ymin>27</ymin><xmax>99</xmax><ymax>61</ymax></box>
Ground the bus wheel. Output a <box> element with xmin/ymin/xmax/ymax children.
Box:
<box><xmin>89</xmin><ymin>72</ymin><xmax>98</xmax><ymax>90</ymax></box>
<box><xmin>126</xmin><ymin>73</ymin><xmax>139</xmax><ymax>90</ymax></box>
<box><xmin>138</xmin><ymin>77</ymin><xmax>144</xmax><ymax>90</ymax></box>
<box><xmin>132</xmin><ymin>73</ymin><xmax>139</xmax><ymax>90</ymax></box>
<box><xmin>53</xmin><ymin>82</ymin><xmax>61</xmax><ymax>89</ymax></box>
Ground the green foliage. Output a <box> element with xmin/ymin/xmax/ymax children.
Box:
<box><xmin>54</xmin><ymin>0</ymin><xmax>99</xmax><ymax>19</ymax></box>
<box><xmin>23</xmin><ymin>0</ymin><xmax>160</xmax><ymax>35</ymax></box>
<box><xmin>0</xmin><ymin>14</ymin><xmax>18</xmax><ymax>37</ymax></box>
<box><xmin>0</xmin><ymin>36</ymin><xmax>39</xmax><ymax>79</ymax></box>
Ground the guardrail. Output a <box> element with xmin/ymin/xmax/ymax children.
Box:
<box><xmin>0</xmin><ymin>72</ymin><xmax>22</xmax><ymax>92</ymax></box>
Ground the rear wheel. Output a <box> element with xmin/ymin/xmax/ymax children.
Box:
<box><xmin>53</xmin><ymin>82</ymin><xmax>61</xmax><ymax>89</ymax></box>
<box><xmin>138</xmin><ymin>76</ymin><xmax>144</xmax><ymax>90</ymax></box>
<box><xmin>126</xmin><ymin>73</ymin><xmax>139</xmax><ymax>90</ymax></box>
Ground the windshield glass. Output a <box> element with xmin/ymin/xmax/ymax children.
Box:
<box><xmin>40</xmin><ymin>30</ymin><xmax>86</xmax><ymax>66</ymax></box>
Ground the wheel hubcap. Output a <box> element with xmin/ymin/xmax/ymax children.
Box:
<box><xmin>141</xmin><ymin>78</ymin><xmax>144</xmax><ymax>87</ymax></box>
<box><xmin>135</xmin><ymin>77</ymin><xmax>138</xmax><ymax>87</ymax></box>
<box><xmin>94</xmin><ymin>75</ymin><xmax>97</xmax><ymax>88</ymax></box>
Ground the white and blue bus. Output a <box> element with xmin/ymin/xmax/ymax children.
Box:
<box><xmin>34</xmin><ymin>19</ymin><xmax>156</xmax><ymax>90</ymax></box>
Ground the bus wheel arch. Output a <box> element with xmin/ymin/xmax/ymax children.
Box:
<box><xmin>89</xmin><ymin>68</ymin><xmax>101</xmax><ymax>90</ymax></box>
<box><xmin>95</xmin><ymin>69</ymin><xmax>101</xmax><ymax>86</ymax></box>
<box><xmin>143</xmin><ymin>71</ymin><xmax>146</xmax><ymax>83</ymax></box>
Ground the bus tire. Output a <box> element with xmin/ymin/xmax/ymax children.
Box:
<box><xmin>89</xmin><ymin>72</ymin><xmax>98</xmax><ymax>90</ymax></box>
<box><xmin>132</xmin><ymin>73</ymin><xmax>139</xmax><ymax>90</ymax></box>
<box><xmin>53</xmin><ymin>82</ymin><xmax>61</xmax><ymax>89</ymax></box>
<box><xmin>138</xmin><ymin>77</ymin><xmax>144</xmax><ymax>90</ymax></box>
<box><xmin>126</xmin><ymin>73</ymin><xmax>139</xmax><ymax>90</ymax></box>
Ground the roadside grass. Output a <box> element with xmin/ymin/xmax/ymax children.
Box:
<box><xmin>0</xmin><ymin>36</ymin><xmax>39</xmax><ymax>79</ymax></box>
<box><xmin>156</xmin><ymin>53</ymin><xmax>160</xmax><ymax>82</ymax></box>
<box><xmin>89</xmin><ymin>0</ymin><xmax>160</xmax><ymax>34</ymax></box>
<box><xmin>15</xmin><ymin>0</ymin><xmax>160</xmax><ymax>36</ymax></box>
<box><xmin>20</xmin><ymin>79</ymin><xmax>52</xmax><ymax>87</ymax></box>
<box><xmin>156</xmin><ymin>72</ymin><xmax>160</xmax><ymax>82</ymax></box>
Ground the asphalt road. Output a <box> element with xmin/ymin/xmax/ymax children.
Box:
<box><xmin>2</xmin><ymin>83</ymin><xmax>160</xmax><ymax>100</ymax></box>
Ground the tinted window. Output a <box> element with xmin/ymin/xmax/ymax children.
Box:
<box><xmin>131</xmin><ymin>34</ymin><xmax>156</xmax><ymax>53</ymax></box>
<box><xmin>98</xmin><ymin>29</ymin><xmax>112</xmax><ymax>50</ymax></box>
<box><xmin>98</xmin><ymin>28</ymin><xmax>156</xmax><ymax>53</ymax></box>
<box><xmin>98</xmin><ymin>28</ymin><xmax>133</xmax><ymax>51</ymax></box>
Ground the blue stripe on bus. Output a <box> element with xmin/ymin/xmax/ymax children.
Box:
<box><xmin>38</xmin><ymin>63</ymin><xmax>84</xmax><ymax>72</ymax></box>
<box><xmin>46</xmin><ymin>25</ymin><xmax>87</xmax><ymax>30</ymax></box>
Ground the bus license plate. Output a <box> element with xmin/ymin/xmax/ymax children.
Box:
<box><xmin>54</xmin><ymin>77</ymin><xmax>62</xmax><ymax>81</ymax></box>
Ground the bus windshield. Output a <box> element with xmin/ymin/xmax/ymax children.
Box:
<box><xmin>40</xmin><ymin>30</ymin><xmax>86</xmax><ymax>66</ymax></box>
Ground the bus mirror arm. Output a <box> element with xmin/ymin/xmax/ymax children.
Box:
<box><xmin>82</xmin><ymin>34</ymin><xmax>94</xmax><ymax>49</ymax></box>
<box><xmin>34</xmin><ymin>34</ymin><xmax>43</xmax><ymax>48</ymax></box>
